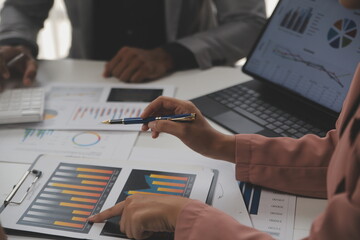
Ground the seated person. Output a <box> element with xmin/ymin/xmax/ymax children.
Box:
<box><xmin>86</xmin><ymin>0</ymin><xmax>360</xmax><ymax>238</ymax></box>
<box><xmin>0</xmin><ymin>0</ymin><xmax>266</xmax><ymax>84</ymax></box>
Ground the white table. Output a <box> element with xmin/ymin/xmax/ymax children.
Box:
<box><xmin>0</xmin><ymin>59</ymin><xmax>327</xmax><ymax>239</ymax></box>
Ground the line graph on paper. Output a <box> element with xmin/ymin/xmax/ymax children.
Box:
<box><xmin>273</xmin><ymin>47</ymin><xmax>351</xmax><ymax>88</ymax></box>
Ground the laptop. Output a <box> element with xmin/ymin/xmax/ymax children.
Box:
<box><xmin>192</xmin><ymin>0</ymin><xmax>360</xmax><ymax>138</ymax></box>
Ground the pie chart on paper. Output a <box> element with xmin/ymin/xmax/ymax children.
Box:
<box><xmin>327</xmin><ymin>18</ymin><xmax>357</xmax><ymax>49</ymax></box>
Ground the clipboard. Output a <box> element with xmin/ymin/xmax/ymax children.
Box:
<box><xmin>1</xmin><ymin>154</ymin><xmax>218</xmax><ymax>240</ymax></box>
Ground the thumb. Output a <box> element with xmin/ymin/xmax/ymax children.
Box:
<box><xmin>148</xmin><ymin>120</ymin><xmax>185</xmax><ymax>138</ymax></box>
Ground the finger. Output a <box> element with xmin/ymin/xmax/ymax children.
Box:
<box><xmin>112</xmin><ymin>59</ymin><xmax>130</xmax><ymax>81</ymax></box>
<box><xmin>106</xmin><ymin>47</ymin><xmax>134</xmax><ymax>78</ymax></box>
<box><xmin>151</xmin><ymin>130</ymin><xmax>160</xmax><ymax>139</ymax></box>
<box><xmin>141</xmin><ymin>124</ymin><xmax>150</xmax><ymax>131</ymax></box>
<box><xmin>103</xmin><ymin>50</ymin><xmax>125</xmax><ymax>77</ymax></box>
<box><xmin>23</xmin><ymin>59</ymin><xmax>37</xmax><ymax>86</ymax></box>
<box><xmin>118</xmin><ymin>59</ymin><xmax>143</xmax><ymax>82</ymax></box>
<box><xmin>88</xmin><ymin>202</ymin><xmax>125</xmax><ymax>223</ymax></box>
<box><xmin>121</xmin><ymin>206</ymin><xmax>133</xmax><ymax>239</ymax></box>
<box><xmin>148</xmin><ymin>120</ymin><xmax>186</xmax><ymax>138</ymax></box>
<box><xmin>140</xmin><ymin>96</ymin><xmax>179</xmax><ymax>118</ymax></box>
<box><xmin>129</xmin><ymin>67</ymin><xmax>148</xmax><ymax>83</ymax></box>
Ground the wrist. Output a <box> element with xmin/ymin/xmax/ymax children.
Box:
<box><xmin>208</xmin><ymin>132</ymin><xmax>236</xmax><ymax>163</ymax></box>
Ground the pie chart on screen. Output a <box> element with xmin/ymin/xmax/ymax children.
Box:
<box><xmin>327</xmin><ymin>18</ymin><xmax>357</xmax><ymax>49</ymax></box>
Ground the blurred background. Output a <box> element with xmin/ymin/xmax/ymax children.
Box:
<box><xmin>0</xmin><ymin>0</ymin><xmax>279</xmax><ymax>60</ymax></box>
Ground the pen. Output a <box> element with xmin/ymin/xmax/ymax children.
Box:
<box><xmin>102</xmin><ymin>113</ymin><xmax>196</xmax><ymax>124</ymax></box>
<box><xmin>7</xmin><ymin>53</ymin><xmax>25</xmax><ymax>67</ymax></box>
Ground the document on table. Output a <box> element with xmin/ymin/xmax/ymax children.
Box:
<box><xmin>129</xmin><ymin>147</ymin><xmax>253</xmax><ymax>227</ymax></box>
<box><xmin>0</xmin><ymin>155</ymin><xmax>216</xmax><ymax>240</ymax></box>
<box><xmin>2</xmin><ymin>83</ymin><xmax>175</xmax><ymax>131</ymax></box>
<box><xmin>238</xmin><ymin>182</ymin><xmax>296</xmax><ymax>240</ymax></box>
<box><xmin>0</xmin><ymin>128</ymin><xmax>138</xmax><ymax>164</ymax></box>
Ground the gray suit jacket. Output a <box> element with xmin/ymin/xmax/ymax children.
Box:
<box><xmin>0</xmin><ymin>0</ymin><xmax>266</xmax><ymax>69</ymax></box>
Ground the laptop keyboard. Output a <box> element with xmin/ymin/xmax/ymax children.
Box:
<box><xmin>207</xmin><ymin>84</ymin><xmax>327</xmax><ymax>138</ymax></box>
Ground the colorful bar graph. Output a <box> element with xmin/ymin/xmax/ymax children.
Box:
<box><xmin>17</xmin><ymin>163</ymin><xmax>121</xmax><ymax>233</ymax></box>
<box><xmin>100</xmin><ymin>169</ymin><xmax>196</xmax><ymax>237</ymax></box>
<box><xmin>70</xmin><ymin>105</ymin><xmax>143</xmax><ymax>122</ymax></box>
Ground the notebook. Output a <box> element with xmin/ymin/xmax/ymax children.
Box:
<box><xmin>192</xmin><ymin>0</ymin><xmax>360</xmax><ymax>138</ymax></box>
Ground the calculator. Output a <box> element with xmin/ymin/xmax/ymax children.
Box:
<box><xmin>0</xmin><ymin>87</ymin><xmax>45</xmax><ymax>124</ymax></box>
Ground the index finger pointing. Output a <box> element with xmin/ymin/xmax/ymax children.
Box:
<box><xmin>88</xmin><ymin>201</ymin><xmax>125</xmax><ymax>223</ymax></box>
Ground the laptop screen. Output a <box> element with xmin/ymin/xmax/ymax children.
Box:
<box><xmin>243</xmin><ymin>0</ymin><xmax>360</xmax><ymax>113</ymax></box>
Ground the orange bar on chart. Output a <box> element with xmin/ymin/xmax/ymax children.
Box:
<box><xmin>76</xmin><ymin>168</ymin><xmax>113</xmax><ymax>174</ymax></box>
<box><xmin>81</xmin><ymin>180</ymin><xmax>107</xmax><ymax>186</ymax></box>
<box><xmin>77</xmin><ymin>174</ymin><xmax>110</xmax><ymax>180</ymax></box>
<box><xmin>157</xmin><ymin>187</ymin><xmax>184</xmax><ymax>193</ymax></box>
<box><xmin>71</xmin><ymin>197</ymin><xmax>98</xmax><ymax>203</ymax></box>
<box><xmin>152</xmin><ymin>181</ymin><xmax>186</xmax><ymax>187</ymax></box>
<box><xmin>60</xmin><ymin>202</ymin><xmax>94</xmax><ymax>209</ymax></box>
<box><xmin>62</xmin><ymin>190</ymin><xmax>101</xmax><ymax>197</ymax></box>
<box><xmin>51</xmin><ymin>183</ymin><xmax>104</xmax><ymax>192</ymax></box>
<box><xmin>72</xmin><ymin>210</ymin><xmax>92</xmax><ymax>216</ymax></box>
<box><xmin>150</xmin><ymin>174</ymin><xmax>188</xmax><ymax>181</ymax></box>
<box><xmin>72</xmin><ymin>217</ymin><xmax>87</xmax><ymax>222</ymax></box>
<box><xmin>54</xmin><ymin>221</ymin><xmax>84</xmax><ymax>229</ymax></box>
<box><xmin>127</xmin><ymin>191</ymin><xmax>169</xmax><ymax>196</ymax></box>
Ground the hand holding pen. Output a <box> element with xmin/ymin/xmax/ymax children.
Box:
<box><xmin>135</xmin><ymin>96</ymin><xmax>235</xmax><ymax>162</ymax></box>
<box><xmin>0</xmin><ymin>46</ymin><xmax>37</xmax><ymax>87</ymax></box>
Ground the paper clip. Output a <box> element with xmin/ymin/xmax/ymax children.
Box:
<box><xmin>4</xmin><ymin>169</ymin><xmax>42</xmax><ymax>206</ymax></box>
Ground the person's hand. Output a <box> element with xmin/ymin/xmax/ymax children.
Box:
<box><xmin>0</xmin><ymin>223</ymin><xmax>7</xmax><ymax>240</ymax></box>
<box><xmin>140</xmin><ymin>96</ymin><xmax>236</xmax><ymax>162</ymax></box>
<box><xmin>88</xmin><ymin>194</ymin><xmax>191</xmax><ymax>240</ymax></box>
<box><xmin>103</xmin><ymin>47</ymin><xmax>174</xmax><ymax>83</ymax></box>
<box><xmin>339</xmin><ymin>0</ymin><xmax>360</xmax><ymax>8</ymax></box>
<box><xmin>0</xmin><ymin>45</ymin><xmax>37</xmax><ymax>90</ymax></box>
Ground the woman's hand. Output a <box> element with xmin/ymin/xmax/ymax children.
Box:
<box><xmin>141</xmin><ymin>96</ymin><xmax>236</xmax><ymax>162</ymax></box>
<box><xmin>88</xmin><ymin>194</ymin><xmax>191</xmax><ymax>240</ymax></box>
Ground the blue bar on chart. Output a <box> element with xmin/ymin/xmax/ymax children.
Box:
<box><xmin>23</xmin><ymin>129</ymin><xmax>54</xmax><ymax>142</ymax></box>
<box><xmin>280</xmin><ymin>7</ymin><xmax>313</xmax><ymax>34</ymax></box>
<box><xmin>238</xmin><ymin>181</ymin><xmax>262</xmax><ymax>215</ymax></box>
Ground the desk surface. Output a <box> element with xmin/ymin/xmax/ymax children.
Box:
<box><xmin>0</xmin><ymin>59</ymin><xmax>327</xmax><ymax>240</ymax></box>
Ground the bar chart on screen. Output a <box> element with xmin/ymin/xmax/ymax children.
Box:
<box><xmin>17</xmin><ymin>163</ymin><xmax>121</xmax><ymax>233</ymax></box>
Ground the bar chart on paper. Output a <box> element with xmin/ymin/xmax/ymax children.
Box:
<box><xmin>68</xmin><ymin>104</ymin><xmax>144</xmax><ymax>126</ymax></box>
<box><xmin>17</xmin><ymin>163</ymin><xmax>121</xmax><ymax>233</ymax></box>
<box><xmin>238</xmin><ymin>182</ymin><xmax>296</xmax><ymax>240</ymax></box>
<box><xmin>101</xmin><ymin>170</ymin><xmax>196</xmax><ymax>237</ymax></box>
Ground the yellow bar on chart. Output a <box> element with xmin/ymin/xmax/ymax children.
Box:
<box><xmin>152</xmin><ymin>181</ymin><xmax>186</xmax><ymax>187</ymax></box>
<box><xmin>54</xmin><ymin>221</ymin><xmax>83</xmax><ymax>229</ymax></box>
<box><xmin>76</xmin><ymin>168</ymin><xmax>113</xmax><ymax>174</ymax></box>
<box><xmin>157</xmin><ymin>187</ymin><xmax>184</xmax><ymax>193</ymax></box>
<box><xmin>150</xmin><ymin>174</ymin><xmax>188</xmax><ymax>181</ymax></box>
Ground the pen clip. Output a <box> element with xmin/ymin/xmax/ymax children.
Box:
<box><xmin>168</xmin><ymin>113</ymin><xmax>196</xmax><ymax>122</ymax></box>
